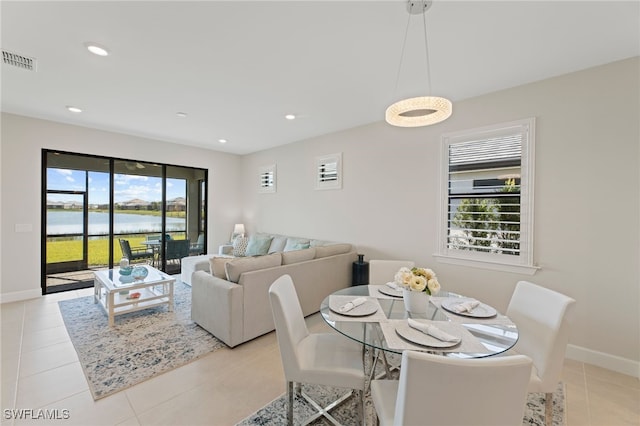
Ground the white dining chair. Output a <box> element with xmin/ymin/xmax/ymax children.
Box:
<box><xmin>506</xmin><ymin>280</ymin><xmax>576</xmax><ymax>425</ymax></box>
<box><xmin>369</xmin><ymin>259</ymin><xmax>415</xmax><ymax>285</ymax></box>
<box><xmin>269</xmin><ymin>274</ymin><xmax>366</xmax><ymax>426</ymax></box>
<box><xmin>371</xmin><ymin>350</ymin><xmax>533</xmax><ymax>426</ymax></box>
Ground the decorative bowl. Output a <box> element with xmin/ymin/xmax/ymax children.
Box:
<box><xmin>132</xmin><ymin>266</ymin><xmax>148</xmax><ymax>280</ymax></box>
<box><xmin>120</xmin><ymin>266</ymin><xmax>133</xmax><ymax>276</ymax></box>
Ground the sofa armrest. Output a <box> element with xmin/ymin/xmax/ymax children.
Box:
<box><xmin>191</xmin><ymin>270</ymin><xmax>244</xmax><ymax>347</ymax></box>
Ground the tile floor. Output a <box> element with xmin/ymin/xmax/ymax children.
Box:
<box><xmin>1</xmin><ymin>285</ymin><xmax>638</xmax><ymax>426</ymax></box>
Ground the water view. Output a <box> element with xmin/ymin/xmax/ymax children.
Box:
<box><xmin>47</xmin><ymin>211</ymin><xmax>186</xmax><ymax>235</ymax></box>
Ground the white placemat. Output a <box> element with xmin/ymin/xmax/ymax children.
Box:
<box><xmin>327</xmin><ymin>295</ymin><xmax>388</xmax><ymax>323</ymax></box>
<box><xmin>380</xmin><ymin>320</ymin><xmax>490</xmax><ymax>353</ymax></box>
<box><xmin>369</xmin><ymin>285</ymin><xmax>403</xmax><ymax>299</ymax></box>
<box><xmin>431</xmin><ymin>297</ymin><xmax>514</xmax><ymax>325</ymax></box>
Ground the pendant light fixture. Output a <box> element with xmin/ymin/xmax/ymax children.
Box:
<box><xmin>385</xmin><ymin>0</ymin><xmax>452</xmax><ymax>127</ymax></box>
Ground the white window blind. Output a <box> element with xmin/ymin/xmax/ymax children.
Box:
<box><xmin>438</xmin><ymin>118</ymin><xmax>536</xmax><ymax>273</ymax></box>
<box><xmin>315</xmin><ymin>153</ymin><xmax>342</xmax><ymax>190</ymax></box>
<box><xmin>258</xmin><ymin>164</ymin><xmax>276</xmax><ymax>193</ymax></box>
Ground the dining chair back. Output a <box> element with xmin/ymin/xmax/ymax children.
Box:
<box><xmin>269</xmin><ymin>274</ymin><xmax>365</xmax><ymax>426</ymax></box>
<box><xmin>371</xmin><ymin>351</ymin><xmax>533</xmax><ymax>426</ymax></box>
<box><xmin>506</xmin><ymin>280</ymin><xmax>576</xmax><ymax>425</ymax></box>
<box><xmin>369</xmin><ymin>260</ymin><xmax>415</xmax><ymax>285</ymax></box>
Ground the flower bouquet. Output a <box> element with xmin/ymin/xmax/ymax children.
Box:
<box><xmin>394</xmin><ymin>267</ymin><xmax>441</xmax><ymax>295</ymax></box>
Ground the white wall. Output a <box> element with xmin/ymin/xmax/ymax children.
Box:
<box><xmin>0</xmin><ymin>113</ymin><xmax>243</xmax><ymax>301</ymax></box>
<box><xmin>241</xmin><ymin>57</ymin><xmax>640</xmax><ymax>375</ymax></box>
<box><xmin>1</xmin><ymin>58</ymin><xmax>637</xmax><ymax>377</ymax></box>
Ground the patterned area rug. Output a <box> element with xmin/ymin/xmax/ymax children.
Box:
<box><xmin>237</xmin><ymin>380</ymin><xmax>565</xmax><ymax>426</ymax></box>
<box><xmin>58</xmin><ymin>282</ymin><xmax>224</xmax><ymax>400</ymax></box>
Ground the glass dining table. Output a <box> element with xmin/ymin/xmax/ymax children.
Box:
<box><xmin>320</xmin><ymin>285</ymin><xmax>519</xmax><ymax>360</ymax></box>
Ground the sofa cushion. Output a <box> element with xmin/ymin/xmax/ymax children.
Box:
<box><xmin>244</xmin><ymin>234</ymin><xmax>274</xmax><ymax>256</ymax></box>
<box><xmin>315</xmin><ymin>243</ymin><xmax>352</xmax><ymax>258</ymax></box>
<box><xmin>283</xmin><ymin>238</ymin><xmax>311</xmax><ymax>252</ymax></box>
<box><xmin>281</xmin><ymin>247</ymin><xmax>316</xmax><ymax>265</ymax></box>
<box><xmin>232</xmin><ymin>236</ymin><xmax>249</xmax><ymax>257</ymax></box>
<box><xmin>268</xmin><ymin>235</ymin><xmax>288</xmax><ymax>254</ymax></box>
<box><xmin>310</xmin><ymin>239</ymin><xmax>329</xmax><ymax>247</ymax></box>
<box><xmin>209</xmin><ymin>256</ymin><xmax>233</xmax><ymax>279</ymax></box>
<box><xmin>225</xmin><ymin>253</ymin><xmax>282</xmax><ymax>283</ymax></box>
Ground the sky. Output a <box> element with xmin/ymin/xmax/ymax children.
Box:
<box><xmin>46</xmin><ymin>168</ymin><xmax>185</xmax><ymax>204</ymax></box>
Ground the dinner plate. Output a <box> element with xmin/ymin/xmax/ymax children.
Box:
<box><xmin>378</xmin><ymin>286</ymin><xmax>404</xmax><ymax>298</ymax></box>
<box><xmin>395</xmin><ymin>323</ymin><xmax>461</xmax><ymax>348</ymax></box>
<box><xmin>441</xmin><ymin>298</ymin><xmax>497</xmax><ymax>318</ymax></box>
<box><xmin>329</xmin><ymin>300</ymin><xmax>378</xmax><ymax>317</ymax></box>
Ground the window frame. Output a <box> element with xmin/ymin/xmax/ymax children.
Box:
<box><xmin>435</xmin><ymin>118</ymin><xmax>538</xmax><ymax>275</ymax></box>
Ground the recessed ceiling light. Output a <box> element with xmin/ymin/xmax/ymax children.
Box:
<box><xmin>85</xmin><ymin>42</ymin><xmax>109</xmax><ymax>57</ymax></box>
<box><xmin>218</xmin><ymin>139</ymin><xmax>227</xmax><ymax>144</ymax></box>
<box><xmin>285</xmin><ymin>114</ymin><xmax>296</xmax><ymax>120</ymax></box>
<box><xmin>176</xmin><ymin>112</ymin><xmax>188</xmax><ymax>118</ymax></box>
<box><xmin>66</xmin><ymin>106</ymin><xmax>82</xmax><ymax>113</ymax></box>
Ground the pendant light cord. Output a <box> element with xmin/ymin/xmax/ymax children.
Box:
<box><xmin>392</xmin><ymin>0</ymin><xmax>433</xmax><ymax>97</ymax></box>
<box><xmin>392</xmin><ymin>12</ymin><xmax>412</xmax><ymax>96</ymax></box>
<box><xmin>422</xmin><ymin>0</ymin><xmax>432</xmax><ymax>94</ymax></box>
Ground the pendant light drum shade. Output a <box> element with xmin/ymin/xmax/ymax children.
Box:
<box><xmin>386</xmin><ymin>95</ymin><xmax>452</xmax><ymax>127</ymax></box>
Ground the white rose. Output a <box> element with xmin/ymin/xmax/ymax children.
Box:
<box><xmin>409</xmin><ymin>276</ymin><xmax>427</xmax><ymax>292</ymax></box>
<box><xmin>423</xmin><ymin>268</ymin><xmax>436</xmax><ymax>280</ymax></box>
<box><xmin>394</xmin><ymin>268</ymin><xmax>411</xmax><ymax>286</ymax></box>
<box><xmin>427</xmin><ymin>278</ymin><xmax>440</xmax><ymax>295</ymax></box>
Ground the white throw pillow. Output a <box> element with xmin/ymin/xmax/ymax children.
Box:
<box><xmin>232</xmin><ymin>236</ymin><xmax>249</xmax><ymax>257</ymax></box>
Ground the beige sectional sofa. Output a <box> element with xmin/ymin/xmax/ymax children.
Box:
<box><xmin>191</xmin><ymin>234</ymin><xmax>357</xmax><ymax>347</ymax></box>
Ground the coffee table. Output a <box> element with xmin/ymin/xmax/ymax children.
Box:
<box><xmin>94</xmin><ymin>265</ymin><xmax>175</xmax><ymax>326</ymax></box>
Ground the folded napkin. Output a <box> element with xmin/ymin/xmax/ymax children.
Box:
<box><xmin>454</xmin><ymin>300</ymin><xmax>480</xmax><ymax>313</ymax></box>
<box><xmin>385</xmin><ymin>282</ymin><xmax>403</xmax><ymax>291</ymax></box>
<box><xmin>339</xmin><ymin>297</ymin><xmax>367</xmax><ymax>313</ymax></box>
<box><xmin>407</xmin><ymin>318</ymin><xmax>459</xmax><ymax>342</ymax></box>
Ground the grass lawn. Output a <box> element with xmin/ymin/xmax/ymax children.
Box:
<box><xmin>46</xmin><ymin>234</ymin><xmax>185</xmax><ymax>266</ymax></box>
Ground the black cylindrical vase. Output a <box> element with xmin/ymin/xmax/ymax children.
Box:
<box><xmin>352</xmin><ymin>254</ymin><xmax>369</xmax><ymax>286</ymax></box>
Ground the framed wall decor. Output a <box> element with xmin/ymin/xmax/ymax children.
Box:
<box><xmin>315</xmin><ymin>153</ymin><xmax>342</xmax><ymax>190</ymax></box>
<box><xmin>258</xmin><ymin>164</ymin><xmax>276</xmax><ymax>193</ymax></box>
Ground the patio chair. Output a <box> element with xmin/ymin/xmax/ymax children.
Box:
<box><xmin>189</xmin><ymin>233</ymin><xmax>205</xmax><ymax>256</ymax></box>
<box><xmin>118</xmin><ymin>239</ymin><xmax>154</xmax><ymax>264</ymax></box>
<box><xmin>165</xmin><ymin>239</ymin><xmax>190</xmax><ymax>265</ymax></box>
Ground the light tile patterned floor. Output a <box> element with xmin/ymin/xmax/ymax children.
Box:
<box><xmin>1</xmin><ymin>285</ymin><xmax>638</xmax><ymax>426</ymax></box>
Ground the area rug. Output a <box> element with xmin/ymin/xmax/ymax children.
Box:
<box><xmin>58</xmin><ymin>282</ymin><xmax>224</xmax><ymax>400</ymax></box>
<box><xmin>237</xmin><ymin>381</ymin><xmax>565</xmax><ymax>426</ymax></box>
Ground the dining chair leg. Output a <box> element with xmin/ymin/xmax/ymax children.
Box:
<box><xmin>287</xmin><ymin>381</ymin><xmax>294</xmax><ymax>426</ymax></box>
<box><xmin>353</xmin><ymin>389</ymin><xmax>364</xmax><ymax>426</ymax></box>
<box><xmin>545</xmin><ymin>392</ymin><xmax>553</xmax><ymax>425</ymax></box>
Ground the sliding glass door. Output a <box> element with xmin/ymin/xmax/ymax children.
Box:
<box><xmin>43</xmin><ymin>150</ymin><xmax>207</xmax><ymax>294</ymax></box>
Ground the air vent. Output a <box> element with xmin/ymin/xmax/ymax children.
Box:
<box><xmin>2</xmin><ymin>50</ymin><xmax>37</xmax><ymax>71</ymax></box>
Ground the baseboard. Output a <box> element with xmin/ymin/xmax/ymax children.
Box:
<box><xmin>566</xmin><ymin>344</ymin><xmax>640</xmax><ymax>378</ymax></box>
<box><xmin>0</xmin><ymin>288</ymin><xmax>42</xmax><ymax>304</ymax></box>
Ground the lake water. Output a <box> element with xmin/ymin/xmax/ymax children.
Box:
<box><xmin>47</xmin><ymin>211</ymin><xmax>186</xmax><ymax>235</ymax></box>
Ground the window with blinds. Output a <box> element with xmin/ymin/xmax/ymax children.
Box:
<box><xmin>315</xmin><ymin>153</ymin><xmax>342</xmax><ymax>190</ymax></box>
<box><xmin>258</xmin><ymin>164</ymin><xmax>276</xmax><ymax>193</ymax></box>
<box><xmin>439</xmin><ymin>118</ymin><xmax>536</xmax><ymax>272</ymax></box>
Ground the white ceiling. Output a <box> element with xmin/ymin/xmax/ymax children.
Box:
<box><xmin>2</xmin><ymin>1</ymin><xmax>639</xmax><ymax>155</ymax></box>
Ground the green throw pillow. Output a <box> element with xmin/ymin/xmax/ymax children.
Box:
<box><xmin>244</xmin><ymin>235</ymin><xmax>274</xmax><ymax>256</ymax></box>
<box><xmin>283</xmin><ymin>238</ymin><xmax>311</xmax><ymax>252</ymax></box>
